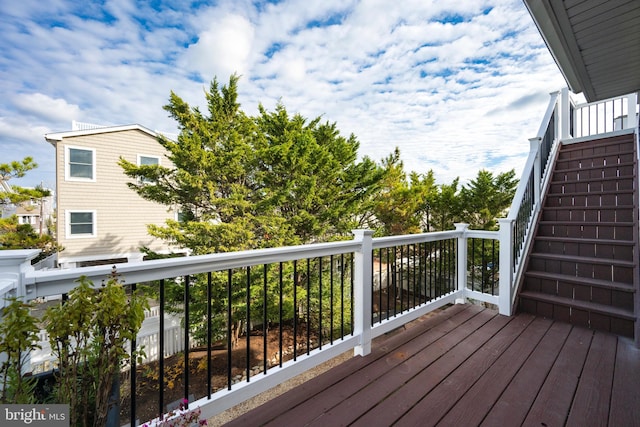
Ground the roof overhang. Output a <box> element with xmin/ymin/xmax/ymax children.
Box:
<box><xmin>44</xmin><ymin>124</ymin><xmax>160</xmax><ymax>145</ymax></box>
<box><xmin>524</xmin><ymin>0</ymin><xmax>640</xmax><ymax>102</ymax></box>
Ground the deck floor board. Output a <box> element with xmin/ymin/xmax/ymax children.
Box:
<box><xmin>224</xmin><ymin>305</ymin><xmax>640</xmax><ymax>427</ymax></box>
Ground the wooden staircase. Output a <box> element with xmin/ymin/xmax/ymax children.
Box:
<box><xmin>518</xmin><ymin>133</ymin><xmax>638</xmax><ymax>339</ymax></box>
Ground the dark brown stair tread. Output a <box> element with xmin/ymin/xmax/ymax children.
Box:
<box><xmin>552</xmin><ymin>162</ymin><xmax>635</xmax><ymax>173</ymax></box>
<box><xmin>529</xmin><ymin>252</ymin><xmax>635</xmax><ymax>267</ymax></box>
<box><xmin>534</xmin><ymin>236</ymin><xmax>635</xmax><ymax>246</ymax></box>
<box><xmin>518</xmin><ymin>291</ymin><xmax>636</xmax><ymax>321</ymax></box>
<box><xmin>524</xmin><ymin>270</ymin><xmax>636</xmax><ymax>292</ymax></box>
<box><xmin>545</xmin><ymin>189</ymin><xmax>634</xmax><ymax>197</ymax></box>
<box><xmin>548</xmin><ymin>176</ymin><xmax>636</xmax><ymax>185</ymax></box>
<box><xmin>538</xmin><ymin>220</ymin><xmax>634</xmax><ymax>226</ymax></box>
<box><xmin>559</xmin><ymin>133</ymin><xmax>634</xmax><ymax>147</ymax></box>
<box><xmin>541</xmin><ymin>205</ymin><xmax>635</xmax><ymax>211</ymax></box>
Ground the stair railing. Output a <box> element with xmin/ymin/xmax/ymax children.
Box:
<box><xmin>499</xmin><ymin>90</ymin><xmax>564</xmax><ymax>314</ymax></box>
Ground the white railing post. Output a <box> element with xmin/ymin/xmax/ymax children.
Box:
<box><xmin>454</xmin><ymin>223</ymin><xmax>469</xmax><ymax>304</ymax></box>
<box><xmin>352</xmin><ymin>229</ymin><xmax>374</xmax><ymax>357</ymax></box>
<box><xmin>0</xmin><ymin>249</ymin><xmax>40</xmax><ymax>305</ymax></box>
<box><xmin>529</xmin><ymin>137</ymin><xmax>542</xmax><ymax>208</ymax></box>
<box><xmin>497</xmin><ymin>219</ymin><xmax>514</xmax><ymax>315</ymax></box>
<box><xmin>627</xmin><ymin>93</ymin><xmax>638</xmax><ymax>130</ymax></box>
<box><xmin>0</xmin><ymin>249</ymin><xmax>41</xmax><ymax>381</ymax></box>
<box><xmin>560</xmin><ymin>87</ymin><xmax>571</xmax><ymax>139</ymax></box>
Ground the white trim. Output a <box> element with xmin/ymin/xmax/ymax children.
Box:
<box><xmin>561</xmin><ymin>127</ymin><xmax>635</xmax><ymax>146</ymax></box>
<box><xmin>65</xmin><ymin>210</ymin><xmax>97</xmax><ymax>239</ymax></box>
<box><xmin>46</xmin><ymin>123</ymin><xmax>159</xmax><ymax>142</ymax></box>
<box><xmin>65</xmin><ymin>145</ymin><xmax>96</xmax><ymax>182</ymax></box>
<box><xmin>137</xmin><ymin>154</ymin><xmax>161</xmax><ymax>166</ymax></box>
<box><xmin>137</xmin><ymin>154</ymin><xmax>161</xmax><ymax>185</ymax></box>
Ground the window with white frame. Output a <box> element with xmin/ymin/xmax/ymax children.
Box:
<box><xmin>66</xmin><ymin>146</ymin><xmax>96</xmax><ymax>181</ymax></box>
<box><xmin>138</xmin><ymin>154</ymin><xmax>160</xmax><ymax>184</ymax></box>
<box><xmin>67</xmin><ymin>211</ymin><xmax>96</xmax><ymax>238</ymax></box>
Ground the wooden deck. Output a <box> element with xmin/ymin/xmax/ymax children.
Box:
<box><xmin>225</xmin><ymin>303</ymin><xmax>640</xmax><ymax>427</ymax></box>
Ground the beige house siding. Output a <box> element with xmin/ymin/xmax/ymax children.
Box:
<box><xmin>53</xmin><ymin>128</ymin><xmax>178</xmax><ymax>267</ymax></box>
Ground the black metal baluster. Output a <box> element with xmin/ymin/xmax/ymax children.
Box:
<box><xmin>318</xmin><ymin>257</ymin><xmax>323</xmax><ymax>350</ymax></box>
<box><xmin>386</xmin><ymin>248</ymin><xmax>391</xmax><ymax>319</ymax></box>
<box><xmin>340</xmin><ymin>254</ymin><xmax>344</xmax><ymax>338</ymax></box>
<box><xmin>471</xmin><ymin>238</ymin><xmax>476</xmax><ymax>291</ymax></box>
<box><xmin>330</xmin><ymin>255</ymin><xmax>334</xmax><ymax>344</ymax></box>
<box><xmin>130</xmin><ymin>282</ymin><xmax>137</xmax><ymax>427</ymax></box>
<box><xmin>263</xmin><ymin>264</ymin><xmax>268</xmax><ymax>375</ymax></box>
<box><xmin>306</xmin><ymin>258</ymin><xmax>311</xmax><ymax>355</ymax></box>
<box><xmin>293</xmin><ymin>260</ymin><xmax>297</xmax><ymax>361</ymax></box>
<box><xmin>227</xmin><ymin>270</ymin><xmax>232</xmax><ymax>390</ymax></box>
<box><xmin>412</xmin><ymin>244</ymin><xmax>417</xmax><ymax>308</ymax></box>
<box><xmin>246</xmin><ymin>266</ymin><xmax>251</xmax><ymax>382</ymax></box>
<box><xmin>399</xmin><ymin>245</ymin><xmax>404</xmax><ymax>313</ymax></box>
<box><xmin>392</xmin><ymin>246</ymin><xmax>397</xmax><ymax>316</ymax></box>
<box><xmin>482</xmin><ymin>239</ymin><xmax>487</xmax><ymax>293</ymax></box>
<box><xmin>438</xmin><ymin>240</ymin><xmax>444</xmax><ymax>297</ymax></box>
<box><xmin>377</xmin><ymin>249</ymin><xmax>382</xmax><ymax>323</ymax></box>
<box><xmin>279</xmin><ymin>262</ymin><xmax>283</xmax><ymax>367</ymax></box>
<box><xmin>183</xmin><ymin>275</ymin><xmax>190</xmax><ymax>407</ymax></box>
<box><xmin>350</xmin><ymin>254</ymin><xmax>355</xmax><ymax>334</ymax></box>
<box><xmin>159</xmin><ymin>279</ymin><xmax>165</xmax><ymax>416</ymax></box>
<box><xmin>207</xmin><ymin>272</ymin><xmax>212</xmax><ymax>397</ymax></box>
<box><xmin>491</xmin><ymin>240</ymin><xmax>496</xmax><ymax>295</ymax></box>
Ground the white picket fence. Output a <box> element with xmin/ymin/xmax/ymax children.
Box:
<box><xmin>30</xmin><ymin>306</ymin><xmax>198</xmax><ymax>374</ymax></box>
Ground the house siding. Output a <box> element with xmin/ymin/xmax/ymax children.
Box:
<box><xmin>55</xmin><ymin>129</ymin><xmax>177</xmax><ymax>266</ymax></box>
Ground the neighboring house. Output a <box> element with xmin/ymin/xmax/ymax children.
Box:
<box><xmin>1</xmin><ymin>179</ymin><xmax>54</xmax><ymax>236</ymax></box>
<box><xmin>45</xmin><ymin>122</ymin><xmax>180</xmax><ymax>268</ymax></box>
<box><xmin>15</xmin><ymin>195</ymin><xmax>54</xmax><ymax>236</ymax></box>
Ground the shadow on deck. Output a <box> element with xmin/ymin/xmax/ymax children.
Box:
<box><xmin>224</xmin><ymin>304</ymin><xmax>640</xmax><ymax>426</ymax></box>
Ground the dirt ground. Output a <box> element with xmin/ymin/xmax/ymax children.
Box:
<box><xmin>123</xmin><ymin>291</ymin><xmax>434</xmax><ymax>425</ymax></box>
<box><xmin>121</xmin><ymin>325</ymin><xmax>322</xmax><ymax>424</ymax></box>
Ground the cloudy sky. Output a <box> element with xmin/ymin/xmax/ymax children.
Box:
<box><xmin>0</xmin><ymin>0</ymin><xmax>567</xmax><ymax>190</ymax></box>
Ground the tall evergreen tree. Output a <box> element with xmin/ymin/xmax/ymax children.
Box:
<box><xmin>372</xmin><ymin>148</ymin><xmax>436</xmax><ymax>235</ymax></box>
<box><xmin>460</xmin><ymin>169</ymin><xmax>518</xmax><ymax>230</ymax></box>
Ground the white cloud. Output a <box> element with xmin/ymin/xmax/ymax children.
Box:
<box><xmin>180</xmin><ymin>14</ymin><xmax>255</xmax><ymax>81</ymax></box>
<box><xmin>0</xmin><ymin>0</ymin><xmax>567</xmax><ymax>190</ymax></box>
<box><xmin>12</xmin><ymin>93</ymin><xmax>80</xmax><ymax>123</ymax></box>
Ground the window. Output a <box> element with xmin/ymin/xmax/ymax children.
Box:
<box><xmin>138</xmin><ymin>155</ymin><xmax>160</xmax><ymax>184</ymax></box>
<box><xmin>66</xmin><ymin>146</ymin><xmax>95</xmax><ymax>181</ymax></box>
<box><xmin>67</xmin><ymin>211</ymin><xmax>96</xmax><ymax>238</ymax></box>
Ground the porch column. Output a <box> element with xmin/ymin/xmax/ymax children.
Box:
<box><xmin>352</xmin><ymin>229</ymin><xmax>374</xmax><ymax>356</ymax></box>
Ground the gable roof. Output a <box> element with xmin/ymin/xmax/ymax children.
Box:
<box><xmin>44</xmin><ymin>124</ymin><xmax>161</xmax><ymax>145</ymax></box>
<box><xmin>524</xmin><ymin>0</ymin><xmax>640</xmax><ymax>102</ymax></box>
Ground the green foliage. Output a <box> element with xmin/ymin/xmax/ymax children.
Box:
<box><xmin>372</xmin><ymin>148</ymin><xmax>436</xmax><ymax>235</ymax></box>
<box><xmin>0</xmin><ymin>216</ymin><xmax>60</xmax><ymax>260</ymax></box>
<box><xmin>426</xmin><ymin>179</ymin><xmax>461</xmax><ymax>232</ymax></box>
<box><xmin>0</xmin><ymin>297</ymin><xmax>40</xmax><ymax>403</ymax></box>
<box><xmin>0</xmin><ymin>157</ymin><xmax>58</xmax><ymax>260</ymax></box>
<box><xmin>460</xmin><ymin>169</ymin><xmax>518</xmax><ymax>230</ymax></box>
<box><xmin>43</xmin><ymin>270</ymin><xmax>148</xmax><ymax>427</ymax></box>
<box><xmin>120</xmin><ymin>75</ymin><xmax>382</xmax><ymax>345</ymax></box>
<box><xmin>0</xmin><ymin>157</ymin><xmax>50</xmax><ymax>207</ymax></box>
<box><xmin>120</xmin><ymin>75</ymin><xmax>385</xmax><ymax>252</ymax></box>
<box><xmin>120</xmin><ymin>74</ymin><xmax>519</xmax><ymax>349</ymax></box>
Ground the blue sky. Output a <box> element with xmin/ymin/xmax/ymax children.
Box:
<box><xmin>0</xmin><ymin>0</ymin><xmax>566</xmax><ymax>189</ymax></box>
